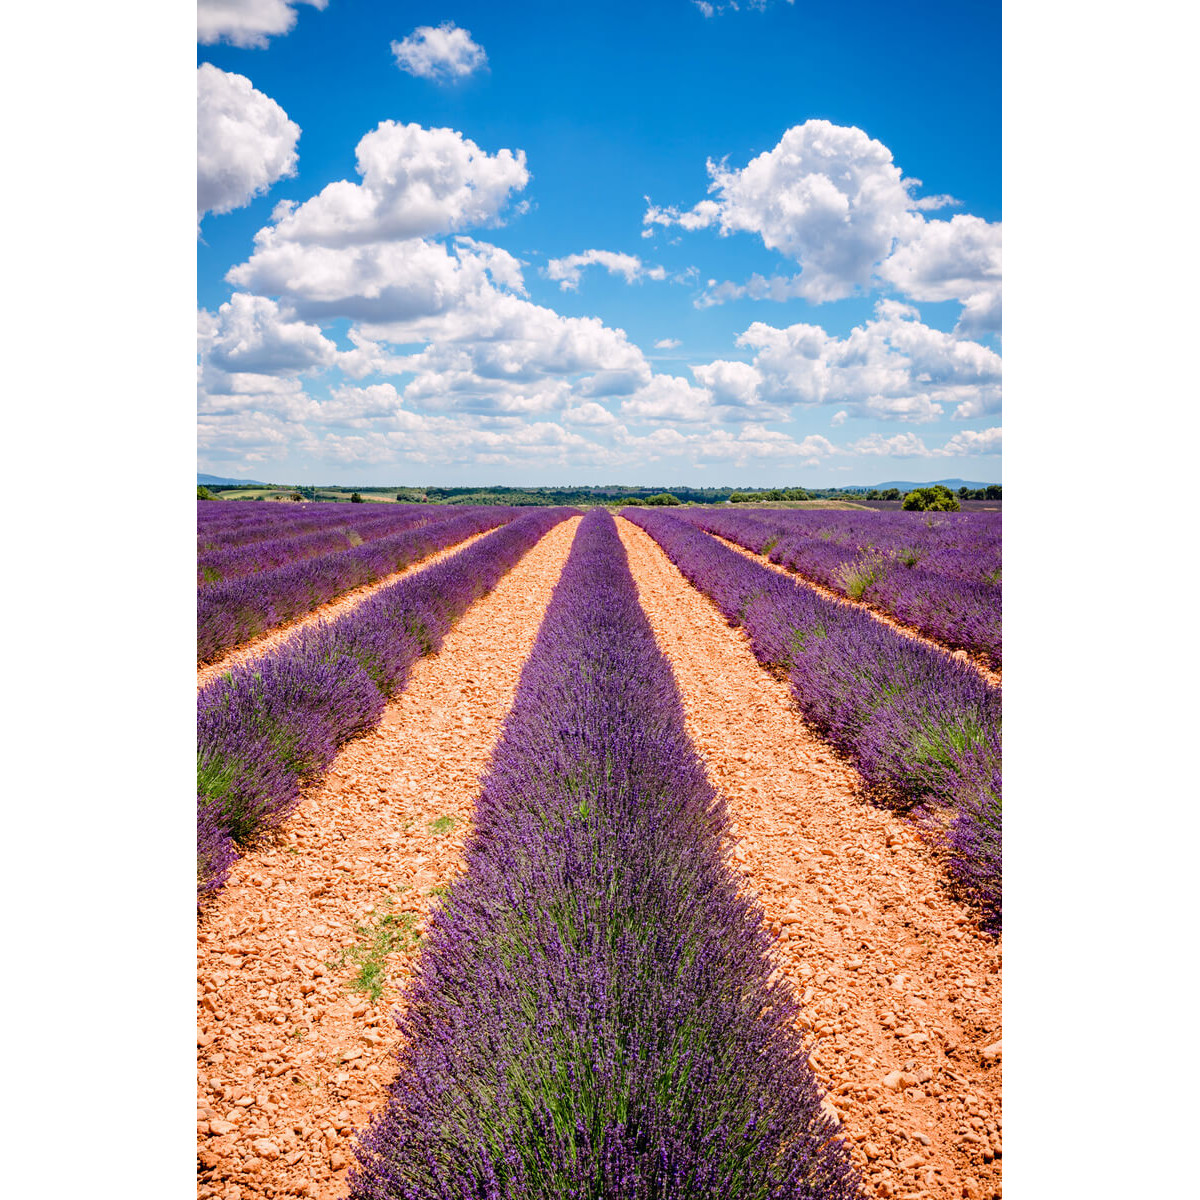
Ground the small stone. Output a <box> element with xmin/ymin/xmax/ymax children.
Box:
<box><xmin>881</xmin><ymin>1070</ymin><xmax>903</xmax><ymax>1090</ymax></box>
<box><xmin>980</xmin><ymin>1039</ymin><xmax>1002</xmax><ymax>1062</ymax></box>
<box><xmin>253</xmin><ymin>1139</ymin><xmax>280</xmax><ymax>1160</ymax></box>
<box><xmin>208</xmin><ymin>1120</ymin><xmax>236</xmax><ymax>1136</ymax></box>
<box><xmin>330</xmin><ymin>1151</ymin><xmax>347</xmax><ymax>1171</ymax></box>
<box><xmin>897</xmin><ymin>1154</ymin><xmax>924</xmax><ymax>1170</ymax></box>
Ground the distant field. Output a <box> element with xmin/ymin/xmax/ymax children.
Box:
<box><xmin>713</xmin><ymin>499</ymin><xmax>869</xmax><ymax>510</ymax></box>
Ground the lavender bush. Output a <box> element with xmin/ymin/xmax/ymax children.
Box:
<box><xmin>198</xmin><ymin>508</ymin><xmax>435</xmax><ymax>586</ymax></box>
<box><xmin>196</xmin><ymin>509</ymin><xmax>574</xmax><ymax>901</ymax></box>
<box><xmin>679</xmin><ymin>508</ymin><xmax>1001</xmax><ymax>668</ymax></box>
<box><xmin>197</xmin><ymin>508</ymin><xmax>517</xmax><ymax>663</ymax></box>
<box><xmin>624</xmin><ymin>508</ymin><xmax>1001</xmax><ymax>929</ymax></box>
<box><xmin>350</xmin><ymin>510</ymin><xmax>858</xmax><ymax>1200</ymax></box>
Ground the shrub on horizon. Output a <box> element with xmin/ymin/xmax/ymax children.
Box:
<box><xmin>902</xmin><ymin>485</ymin><xmax>960</xmax><ymax>512</ymax></box>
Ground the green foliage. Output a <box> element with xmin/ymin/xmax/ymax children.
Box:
<box><xmin>197</xmin><ymin>485</ymin><xmax>217</xmax><ymax>500</ymax></box>
<box><xmin>624</xmin><ymin>497</ymin><xmax>646</xmax><ymax>506</ymax></box>
<box><xmin>427</xmin><ymin>814</ymin><xmax>457</xmax><ymax>835</ymax></box>
<box><xmin>644</xmin><ymin>492</ymin><xmax>683</xmax><ymax>506</ymax></box>
<box><xmin>350</xmin><ymin>492</ymin><xmax>364</xmax><ymax>503</ymax></box>
<box><xmin>901</xmin><ymin>484</ymin><xmax>961</xmax><ymax>512</ymax></box>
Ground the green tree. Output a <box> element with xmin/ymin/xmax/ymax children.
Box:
<box><xmin>645</xmin><ymin>492</ymin><xmax>682</xmax><ymax>506</ymax></box>
<box><xmin>902</xmin><ymin>484</ymin><xmax>961</xmax><ymax>512</ymax></box>
<box><xmin>350</xmin><ymin>492</ymin><xmax>364</xmax><ymax>503</ymax></box>
<box><xmin>197</xmin><ymin>485</ymin><xmax>216</xmax><ymax>500</ymax></box>
<box><xmin>985</xmin><ymin>484</ymin><xmax>1002</xmax><ymax>500</ymax></box>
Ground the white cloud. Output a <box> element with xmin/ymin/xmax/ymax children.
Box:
<box><xmin>197</xmin><ymin>65</ymin><xmax>299</xmax><ymax>224</ymax></box>
<box><xmin>646</xmin><ymin>119</ymin><xmax>999</xmax><ymax>319</ymax></box>
<box><xmin>878</xmin><ymin>213</ymin><xmax>1001</xmax><ymax>303</ymax></box>
<box><xmin>831</xmin><ymin>410</ymin><xmax>848</xmax><ymax>426</ymax></box>
<box><xmin>654</xmin><ymin>338</ymin><xmax>681</xmax><ymax>349</ymax></box>
<box><xmin>620</xmin><ymin>375</ymin><xmax>714</xmax><ymax>424</ymax></box>
<box><xmin>954</xmin><ymin>286</ymin><xmax>1003</xmax><ymax>338</ymax></box>
<box><xmin>200</xmin><ymin>294</ymin><xmax>339</xmax><ymax>376</ymax></box>
<box><xmin>719</xmin><ymin>300</ymin><xmax>1000</xmax><ymax>423</ymax></box>
<box><xmin>692</xmin><ymin>1</ymin><xmax>794</xmax><ymax>17</ymax></box>
<box><xmin>849</xmin><ymin>432</ymin><xmax>931</xmax><ymax>458</ymax></box>
<box><xmin>392</xmin><ymin>23</ymin><xmax>488</xmax><ymax>82</ymax></box>
<box><xmin>244</xmin><ymin>122</ymin><xmax>527</xmax><ymax>248</ymax></box>
<box><xmin>544</xmin><ymin>249</ymin><xmax>665</xmax><ymax>290</ymax></box>
<box><xmin>198</xmin><ymin>0</ymin><xmax>327</xmax><ymax>49</ymax></box>
<box><xmin>563</xmin><ymin>401</ymin><xmax>619</xmax><ymax>427</ymax></box>
<box><xmin>937</xmin><ymin>426</ymin><xmax>1002</xmax><ymax>456</ymax></box>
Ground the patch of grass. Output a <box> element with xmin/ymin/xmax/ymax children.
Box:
<box><xmin>834</xmin><ymin>553</ymin><xmax>889</xmax><ymax>600</ymax></box>
<box><xmin>427</xmin><ymin>815</ymin><xmax>457</xmax><ymax>836</ymax></box>
<box><xmin>329</xmin><ymin>894</ymin><xmax>421</xmax><ymax>1002</ymax></box>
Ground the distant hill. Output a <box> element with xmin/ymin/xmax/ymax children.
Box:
<box><xmin>866</xmin><ymin>478</ymin><xmax>997</xmax><ymax>491</ymax></box>
<box><xmin>198</xmin><ymin>473</ymin><xmax>271</xmax><ymax>487</ymax></box>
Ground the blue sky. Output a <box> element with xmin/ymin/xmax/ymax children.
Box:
<box><xmin>197</xmin><ymin>0</ymin><xmax>1000</xmax><ymax>486</ymax></box>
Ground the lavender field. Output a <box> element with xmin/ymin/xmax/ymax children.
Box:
<box><xmin>680</xmin><ymin>507</ymin><xmax>1002</xmax><ymax>670</ymax></box>
<box><xmin>197</xmin><ymin>503</ymin><xmax>1002</xmax><ymax>1199</ymax></box>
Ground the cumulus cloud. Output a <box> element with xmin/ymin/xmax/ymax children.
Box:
<box><xmin>198</xmin><ymin>0</ymin><xmax>327</xmax><ymax>49</ymax></box>
<box><xmin>545</xmin><ymin>250</ymin><xmax>665</xmax><ymax>290</ymax></box>
<box><xmin>197</xmin><ymin>64</ymin><xmax>299</xmax><ymax>224</ymax></box>
<box><xmin>241</xmin><ymin>122</ymin><xmax>527</xmax><ymax>248</ymax></box>
<box><xmin>621</xmin><ymin>375</ymin><xmax>714</xmax><ymax>424</ymax></box>
<box><xmin>645</xmin><ymin>119</ymin><xmax>999</xmax><ymax>320</ymax></box>
<box><xmin>391</xmin><ymin>23</ymin><xmax>488</xmax><ymax>82</ymax></box>
<box><xmin>937</xmin><ymin>426</ymin><xmax>1002</xmax><ymax>456</ymax></box>
<box><xmin>713</xmin><ymin>299</ymin><xmax>1001</xmax><ymax>423</ymax></box>
<box><xmin>849</xmin><ymin>432</ymin><xmax>931</xmax><ymax>458</ymax></box>
<box><xmin>654</xmin><ymin>338</ymin><xmax>681</xmax><ymax>350</ymax></box>
<box><xmin>200</xmin><ymin>294</ymin><xmax>339</xmax><ymax>376</ymax></box>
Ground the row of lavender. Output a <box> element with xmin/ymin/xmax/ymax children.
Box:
<box><xmin>197</xmin><ymin>501</ymin><xmax>428</xmax><ymax>550</ymax></box>
<box><xmin>197</xmin><ymin>509</ymin><xmax>576</xmax><ymax>901</ymax></box>
<box><xmin>198</xmin><ymin>508</ymin><xmax>438</xmax><ymax>586</ymax></box>
<box><xmin>351</xmin><ymin>511</ymin><xmax>857</xmax><ymax>1199</ymax></box>
<box><xmin>198</xmin><ymin>509</ymin><xmax>518</xmax><ymax>663</ymax></box>
<box><xmin>623</xmin><ymin>508</ymin><xmax>1001</xmax><ymax>929</ymax></box>
<box><xmin>682</xmin><ymin>507</ymin><xmax>1002</xmax><ymax>669</ymax></box>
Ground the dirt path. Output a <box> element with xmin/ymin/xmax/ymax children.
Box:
<box><xmin>618</xmin><ymin>517</ymin><xmax>1002</xmax><ymax>1200</ymax></box>
<box><xmin>196</xmin><ymin>516</ymin><xmax>581</xmax><ymax>1200</ymax></box>
<box><xmin>707</xmin><ymin>530</ymin><xmax>1001</xmax><ymax>688</ymax></box>
<box><xmin>197</xmin><ymin>530</ymin><xmax>494</xmax><ymax>690</ymax></box>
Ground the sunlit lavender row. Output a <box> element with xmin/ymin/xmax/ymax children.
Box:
<box><xmin>198</xmin><ymin>500</ymin><xmax>417</xmax><ymax>546</ymax></box>
<box><xmin>350</xmin><ymin>510</ymin><xmax>858</xmax><ymax>1199</ymax></box>
<box><xmin>198</xmin><ymin>509</ymin><xmax>438</xmax><ymax>586</ymax></box>
<box><xmin>679</xmin><ymin>507</ymin><xmax>1002</xmax><ymax>669</ymax></box>
<box><xmin>197</xmin><ymin>508</ymin><xmax>516</xmax><ymax>663</ymax></box>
